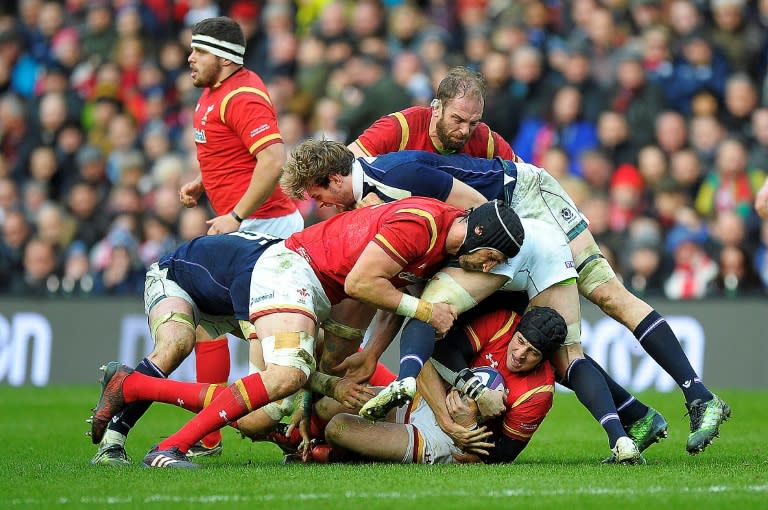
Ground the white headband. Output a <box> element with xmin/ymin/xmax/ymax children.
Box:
<box><xmin>191</xmin><ymin>34</ymin><xmax>244</xmax><ymax>65</ymax></box>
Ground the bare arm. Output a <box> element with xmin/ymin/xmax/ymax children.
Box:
<box><xmin>444</xmin><ymin>178</ymin><xmax>487</xmax><ymax>210</ymax></box>
<box><xmin>347</xmin><ymin>142</ymin><xmax>366</xmax><ymax>158</ymax></box>
<box><xmin>334</xmin><ymin>309</ymin><xmax>405</xmax><ymax>382</ymax></box>
<box><xmin>344</xmin><ymin>241</ymin><xmax>457</xmax><ymax>335</ymax></box>
<box><xmin>305</xmin><ymin>371</ymin><xmax>375</xmax><ymax>408</ymax></box>
<box><xmin>205</xmin><ymin>142</ymin><xmax>287</xmax><ymax>234</ymax></box>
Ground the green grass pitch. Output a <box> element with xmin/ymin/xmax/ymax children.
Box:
<box><xmin>0</xmin><ymin>385</ymin><xmax>765</xmax><ymax>510</ymax></box>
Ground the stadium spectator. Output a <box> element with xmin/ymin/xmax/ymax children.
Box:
<box><xmin>513</xmin><ymin>84</ymin><xmax>599</xmax><ymax>177</ymax></box>
<box><xmin>721</xmin><ymin>73</ymin><xmax>760</xmax><ymax>140</ymax></box>
<box><xmin>689</xmin><ymin>114</ymin><xmax>727</xmax><ymax>173</ymax></box>
<box><xmin>9</xmin><ymin>236</ymin><xmax>59</xmax><ymax>296</ymax></box>
<box><xmin>654</xmin><ymin>110</ymin><xmax>689</xmax><ymax>156</ymax></box>
<box><xmin>606</xmin><ymin>51</ymin><xmax>665</xmax><ymax>148</ymax></box>
<box><xmin>664</xmin><ymin>223</ymin><xmax>718</xmax><ymax>300</ymax></box>
<box><xmin>0</xmin><ymin>209</ymin><xmax>31</xmax><ymax>292</ymax></box>
<box><xmin>712</xmin><ymin>245</ymin><xmax>764</xmax><ymax>297</ymax></box>
<box><xmin>695</xmin><ymin>137</ymin><xmax>766</xmax><ymax>222</ymax></box>
<box><xmin>91</xmin><ymin>228</ymin><xmax>145</xmax><ymax>296</ymax></box>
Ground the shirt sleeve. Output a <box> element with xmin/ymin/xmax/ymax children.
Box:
<box><xmin>491</xmin><ymin>130</ymin><xmax>518</xmax><ymax>161</ymax></box>
<box><xmin>502</xmin><ymin>386</ymin><xmax>554</xmax><ymax>441</ymax></box>
<box><xmin>463</xmin><ymin>308</ymin><xmax>515</xmax><ymax>353</ymax></box>
<box><xmin>223</xmin><ymin>91</ymin><xmax>283</xmax><ymax>155</ymax></box>
<box><xmin>354</xmin><ymin>115</ymin><xmax>401</xmax><ymax>156</ymax></box>
<box><xmin>372</xmin><ymin>210</ymin><xmax>437</xmax><ymax>266</ymax></box>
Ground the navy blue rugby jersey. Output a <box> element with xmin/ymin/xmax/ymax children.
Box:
<box><xmin>357</xmin><ymin>150</ymin><xmax>518</xmax><ymax>203</ymax></box>
<box><xmin>158</xmin><ymin>231</ymin><xmax>282</xmax><ymax>319</ymax></box>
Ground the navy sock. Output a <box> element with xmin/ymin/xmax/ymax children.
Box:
<box><xmin>397</xmin><ymin>319</ymin><xmax>436</xmax><ymax>380</ymax></box>
<box><xmin>566</xmin><ymin>358</ymin><xmax>626</xmax><ymax>448</ymax></box>
<box><xmin>559</xmin><ymin>355</ymin><xmax>649</xmax><ymax>427</ymax></box>
<box><xmin>106</xmin><ymin>358</ymin><xmax>167</xmax><ymax>436</ymax></box>
<box><xmin>634</xmin><ymin>311</ymin><xmax>712</xmax><ymax>403</ymax></box>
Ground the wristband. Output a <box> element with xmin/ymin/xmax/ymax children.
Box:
<box><xmin>396</xmin><ymin>294</ymin><xmax>433</xmax><ymax>323</ymax></box>
<box><xmin>230</xmin><ymin>210</ymin><xmax>244</xmax><ymax>223</ymax></box>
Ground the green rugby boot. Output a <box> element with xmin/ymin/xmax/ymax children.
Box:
<box><xmin>626</xmin><ymin>407</ymin><xmax>668</xmax><ymax>453</ymax></box>
<box><xmin>686</xmin><ymin>395</ymin><xmax>731</xmax><ymax>455</ymax></box>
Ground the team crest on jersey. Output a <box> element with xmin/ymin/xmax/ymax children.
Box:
<box><xmin>201</xmin><ymin>104</ymin><xmax>215</xmax><ymax>126</ymax></box>
<box><xmin>560</xmin><ymin>208</ymin><xmax>574</xmax><ymax>221</ymax></box>
<box><xmin>194</xmin><ymin>128</ymin><xmax>207</xmax><ymax>143</ymax></box>
<box><xmin>296</xmin><ymin>287</ymin><xmax>309</xmax><ymax>304</ymax></box>
<box><xmin>484</xmin><ymin>353</ymin><xmax>499</xmax><ymax>368</ymax></box>
<box><xmin>565</xmin><ymin>260</ymin><xmax>575</xmax><ymax>269</ymax></box>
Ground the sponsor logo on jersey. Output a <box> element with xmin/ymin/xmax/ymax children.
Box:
<box><xmin>565</xmin><ymin>260</ymin><xmax>575</xmax><ymax>268</ymax></box>
<box><xmin>519</xmin><ymin>422</ymin><xmax>539</xmax><ymax>431</ymax></box>
<box><xmin>250</xmin><ymin>292</ymin><xmax>274</xmax><ymax>306</ymax></box>
<box><xmin>250</xmin><ymin>123</ymin><xmax>271</xmax><ymax>138</ymax></box>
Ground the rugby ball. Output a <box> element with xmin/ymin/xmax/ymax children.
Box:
<box><xmin>471</xmin><ymin>366</ymin><xmax>505</xmax><ymax>392</ymax></box>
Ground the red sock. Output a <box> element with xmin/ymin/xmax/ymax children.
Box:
<box><xmin>123</xmin><ymin>372</ymin><xmax>225</xmax><ymax>413</ymax></box>
<box><xmin>158</xmin><ymin>372</ymin><xmax>269</xmax><ymax>453</ymax></box>
<box><xmin>369</xmin><ymin>362</ymin><xmax>396</xmax><ymax>386</ymax></box>
<box><xmin>195</xmin><ymin>338</ymin><xmax>230</xmax><ymax>384</ymax></box>
<box><xmin>195</xmin><ymin>338</ymin><xmax>230</xmax><ymax>447</ymax></box>
<box><xmin>309</xmin><ymin>411</ymin><xmax>327</xmax><ymax>439</ymax></box>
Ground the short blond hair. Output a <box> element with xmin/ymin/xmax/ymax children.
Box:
<box><xmin>280</xmin><ymin>139</ymin><xmax>354</xmax><ymax>199</ymax></box>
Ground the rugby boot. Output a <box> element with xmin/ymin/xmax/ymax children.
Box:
<box><xmin>359</xmin><ymin>377</ymin><xmax>416</xmax><ymax>422</ymax></box>
<box><xmin>686</xmin><ymin>395</ymin><xmax>731</xmax><ymax>455</ymax></box>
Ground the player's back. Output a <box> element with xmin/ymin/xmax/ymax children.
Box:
<box><xmin>159</xmin><ymin>232</ymin><xmax>282</xmax><ymax>316</ymax></box>
<box><xmin>359</xmin><ymin>151</ymin><xmax>509</xmax><ymax>202</ymax></box>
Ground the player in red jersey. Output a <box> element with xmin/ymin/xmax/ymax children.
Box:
<box><xmin>307</xmin><ymin>306</ymin><xmax>566</xmax><ymax>464</ymax></box>
<box><xmin>181</xmin><ymin>17</ymin><xmax>305</xmax><ymax>457</ymax></box>
<box><xmin>88</xmin><ymin>197</ymin><xmax>525</xmax><ymax>468</ymax></box>
<box><xmin>90</xmin><ymin>17</ymin><xmax>305</xmax><ymax>465</ymax></box>
<box><xmin>349</xmin><ymin>66</ymin><xmax>518</xmax><ymax>162</ymax></box>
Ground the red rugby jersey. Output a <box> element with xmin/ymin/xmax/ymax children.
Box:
<box><xmin>284</xmin><ymin>197</ymin><xmax>463</xmax><ymax>304</ymax></box>
<box><xmin>353</xmin><ymin>106</ymin><xmax>516</xmax><ymax>161</ymax></box>
<box><xmin>193</xmin><ymin>68</ymin><xmax>296</xmax><ymax>218</ymax></box>
<box><xmin>464</xmin><ymin>308</ymin><xmax>556</xmax><ymax>442</ymax></box>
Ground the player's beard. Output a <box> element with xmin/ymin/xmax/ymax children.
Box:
<box><xmin>435</xmin><ymin>115</ymin><xmax>470</xmax><ymax>152</ymax></box>
<box><xmin>192</xmin><ymin>61</ymin><xmax>222</xmax><ymax>88</ymax></box>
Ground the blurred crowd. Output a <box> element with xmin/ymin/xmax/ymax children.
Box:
<box><xmin>0</xmin><ymin>0</ymin><xmax>767</xmax><ymax>300</ymax></box>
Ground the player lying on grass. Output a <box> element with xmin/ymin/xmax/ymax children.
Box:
<box><xmin>281</xmin><ymin>139</ymin><xmax>730</xmax><ymax>457</ymax></box>
<box><xmin>334</xmin><ymin>65</ymin><xmax>730</xmax><ymax>456</ymax></box>
<box><xmin>282</xmin><ymin>306</ymin><xmax>567</xmax><ymax>465</ymax></box>
<box><xmin>87</xmin><ymin>197</ymin><xmax>525</xmax><ymax>468</ymax></box>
